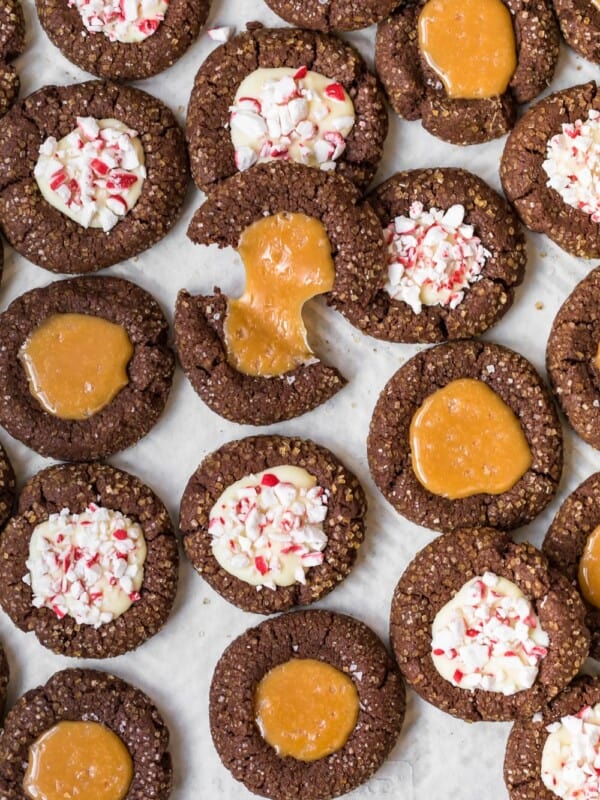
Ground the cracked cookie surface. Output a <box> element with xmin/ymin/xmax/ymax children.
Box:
<box><xmin>262</xmin><ymin>0</ymin><xmax>398</xmax><ymax>31</ymax></box>
<box><xmin>0</xmin><ymin>0</ymin><xmax>24</xmax><ymax>119</ymax></box>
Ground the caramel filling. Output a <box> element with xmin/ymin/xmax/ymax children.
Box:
<box><xmin>224</xmin><ymin>212</ymin><xmax>335</xmax><ymax>377</ymax></box>
<box><xmin>19</xmin><ymin>313</ymin><xmax>133</xmax><ymax>420</ymax></box>
<box><xmin>255</xmin><ymin>658</ymin><xmax>359</xmax><ymax>761</ymax></box>
<box><xmin>410</xmin><ymin>378</ymin><xmax>532</xmax><ymax>499</ymax></box>
<box><xmin>578</xmin><ymin>525</ymin><xmax>600</xmax><ymax>608</ymax></box>
<box><xmin>418</xmin><ymin>0</ymin><xmax>517</xmax><ymax>99</ymax></box>
<box><xmin>23</xmin><ymin>721</ymin><xmax>133</xmax><ymax>800</ymax></box>
<box><xmin>595</xmin><ymin>342</ymin><xmax>600</xmax><ymax>372</ymax></box>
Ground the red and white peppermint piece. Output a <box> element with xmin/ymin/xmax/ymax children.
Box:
<box><xmin>542</xmin><ymin>704</ymin><xmax>600</xmax><ymax>799</ymax></box>
<box><xmin>68</xmin><ymin>0</ymin><xmax>168</xmax><ymax>43</ymax></box>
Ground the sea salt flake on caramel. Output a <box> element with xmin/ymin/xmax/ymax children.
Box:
<box><xmin>418</xmin><ymin>0</ymin><xmax>517</xmax><ymax>100</ymax></box>
<box><xmin>410</xmin><ymin>377</ymin><xmax>532</xmax><ymax>499</ymax></box>
<box><xmin>255</xmin><ymin>658</ymin><xmax>359</xmax><ymax>761</ymax></box>
<box><xmin>225</xmin><ymin>212</ymin><xmax>335</xmax><ymax>377</ymax></box>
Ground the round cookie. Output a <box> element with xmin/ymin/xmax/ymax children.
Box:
<box><xmin>362</xmin><ymin>168</ymin><xmax>527</xmax><ymax>343</ymax></box>
<box><xmin>547</xmin><ymin>265</ymin><xmax>600</xmax><ymax>447</ymax></box>
<box><xmin>0</xmin><ymin>80</ymin><xmax>188</xmax><ymax>274</ymax></box>
<box><xmin>36</xmin><ymin>0</ymin><xmax>210</xmax><ymax>80</ymax></box>
<box><xmin>367</xmin><ymin>340</ymin><xmax>563</xmax><ymax>532</ymax></box>
<box><xmin>0</xmin><ymin>276</ymin><xmax>175</xmax><ymax>462</ymax></box>
<box><xmin>262</xmin><ymin>0</ymin><xmax>399</xmax><ymax>31</ymax></box>
<box><xmin>501</xmin><ymin>81</ymin><xmax>600</xmax><ymax>258</ymax></box>
<box><xmin>186</xmin><ymin>25</ymin><xmax>388</xmax><ymax>193</ymax></box>
<box><xmin>179</xmin><ymin>435</ymin><xmax>367</xmax><ymax>614</ymax></box>
<box><xmin>0</xmin><ymin>0</ymin><xmax>24</xmax><ymax>119</ymax></box>
<box><xmin>210</xmin><ymin>609</ymin><xmax>406</xmax><ymax>800</ymax></box>
<box><xmin>375</xmin><ymin>0</ymin><xmax>559</xmax><ymax>145</ymax></box>
<box><xmin>0</xmin><ymin>668</ymin><xmax>172</xmax><ymax>798</ymax></box>
<box><xmin>0</xmin><ymin>463</ymin><xmax>178</xmax><ymax>658</ymax></box>
<box><xmin>176</xmin><ymin>161</ymin><xmax>386</xmax><ymax>426</ymax></box>
<box><xmin>552</xmin><ymin>0</ymin><xmax>600</xmax><ymax>64</ymax></box>
<box><xmin>390</xmin><ymin>528</ymin><xmax>589</xmax><ymax>722</ymax></box>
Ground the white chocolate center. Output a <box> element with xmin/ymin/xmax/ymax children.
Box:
<box><xmin>68</xmin><ymin>0</ymin><xmax>169</xmax><ymax>43</ymax></box>
<box><xmin>542</xmin><ymin>703</ymin><xmax>600</xmax><ymax>799</ymax></box>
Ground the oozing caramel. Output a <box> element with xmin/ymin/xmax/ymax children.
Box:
<box><xmin>579</xmin><ymin>525</ymin><xmax>600</xmax><ymax>608</ymax></box>
<box><xmin>418</xmin><ymin>0</ymin><xmax>517</xmax><ymax>99</ymax></box>
<box><xmin>19</xmin><ymin>313</ymin><xmax>133</xmax><ymax>420</ymax></box>
<box><xmin>23</xmin><ymin>721</ymin><xmax>133</xmax><ymax>800</ymax></box>
<box><xmin>410</xmin><ymin>378</ymin><xmax>532</xmax><ymax>499</ymax></box>
<box><xmin>594</xmin><ymin>342</ymin><xmax>600</xmax><ymax>372</ymax></box>
<box><xmin>254</xmin><ymin>658</ymin><xmax>359</xmax><ymax>761</ymax></box>
<box><xmin>224</xmin><ymin>212</ymin><xmax>335</xmax><ymax>377</ymax></box>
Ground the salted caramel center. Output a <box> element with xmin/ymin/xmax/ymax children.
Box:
<box><xmin>23</xmin><ymin>721</ymin><xmax>133</xmax><ymax>800</ymax></box>
<box><xmin>19</xmin><ymin>313</ymin><xmax>133</xmax><ymax>420</ymax></box>
<box><xmin>255</xmin><ymin>658</ymin><xmax>359</xmax><ymax>761</ymax></box>
<box><xmin>418</xmin><ymin>0</ymin><xmax>517</xmax><ymax>99</ymax></box>
<box><xmin>224</xmin><ymin>211</ymin><xmax>335</xmax><ymax>377</ymax></box>
<box><xmin>410</xmin><ymin>377</ymin><xmax>532</xmax><ymax>499</ymax></box>
<box><xmin>578</xmin><ymin>525</ymin><xmax>600</xmax><ymax>608</ymax></box>
<box><xmin>595</xmin><ymin>342</ymin><xmax>600</xmax><ymax>372</ymax></box>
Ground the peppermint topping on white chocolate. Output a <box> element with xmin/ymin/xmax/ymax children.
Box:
<box><xmin>68</xmin><ymin>0</ymin><xmax>168</xmax><ymax>43</ymax></box>
<box><xmin>24</xmin><ymin>504</ymin><xmax>147</xmax><ymax>628</ymax></box>
<box><xmin>431</xmin><ymin>572</ymin><xmax>549</xmax><ymax>695</ymax></box>
<box><xmin>34</xmin><ymin>117</ymin><xmax>146</xmax><ymax>232</ymax></box>
<box><xmin>209</xmin><ymin>465</ymin><xmax>329</xmax><ymax>590</ymax></box>
<box><xmin>543</xmin><ymin>109</ymin><xmax>600</xmax><ymax>223</ymax></box>
<box><xmin>229</xmin><ymin>66</ymin><xmax>355</xmax><ymax>172</ymax></box>
<box><xmin>542</xmin><ymin>704</ymin><xmax>600</xmax><ymax>799</ymax></box>
<box><xmin>385</xmin><ymin>202</ymin><xmax>490</xmax><ymax>314</ymax></box>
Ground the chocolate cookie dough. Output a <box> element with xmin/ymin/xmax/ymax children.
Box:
<box><xmin>501</xmin><ymin>81</ymin><xmax>600</xmax><ymax>258</ymax></box>
<box><xmin>180</xmin><ymin>435</ymin><xmax>366</xmax><ymax>614</ymax></box>
<box><xmin>263</xmin><ymin>0</ymin><xmax>398</xmax><ymax>31</ymax></box>
<box><xmin>176</xmin><ymin>161</ymin><xmax>386</xmax><ymax>426</ymax></box>
<box><xmin>362</xmin><ymin>168</ymin><xmax>527</xmax><ymax>342</ymax></box>
<box><xmin>0</xmin><ymin>276</ymin><xmax>174</xmax><ymax>462</ymax></box>
<box><xmin>0</xmin><ymin>0</ymin><xmax>24</xmax><ymax>119</ymax></box>
<box><xmin>390</xmin><ymin>528</ymin><xmax>589</xmax><ymax>722</ymax></box>
<box><xmin>36</xmin><ymin>0</ymin><xmax>210</xmax><ymax>80</ymax></box>
<box><xmin>376</xmin><ymin>0</ymin><xmax>559</xmax><ymax>145</ymax></box>
<box><xmin>0</xmin><ymin>668</ymin><xmax>172</xmax><ymax>799</ymax></box>
<box><xmin>210</xmin><ymin>609</ymin><xmax>406</xmax><ymax>800</ymax></box>
<box><xmin>0</xmin><ymin>80</ymin><xmax>187</xmax><ymax>274</ymax></box>
<box><xmin>546</xmin><ymin>266</ymin><xmax>600</xmax><ymax>447</ymax></box>
<box><xmin>367</xmin><ymin>340</ymin><xmax>562</xmax><ymax>531</ymax></box>
<box><xmin>553</xmin><ymin>0</ymin><xmax>600</xmax><ymax>63</ymax></box>
<box><xmin>186</xmin><ymin>25</ymin><xmax>387</xmax><ymax>193</ymax></box>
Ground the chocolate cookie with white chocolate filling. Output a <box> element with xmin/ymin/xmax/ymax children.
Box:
<box><xmin>186</xmin><ymin>25</ymin><xmax>388</xmax><ymax>193</ymax></box>
<box><xmin>36</xmin><ymin>0</ymin><xmax>210</xmax><ymax>80</ymax></box>
<box><xmin>0</xmin><ymin>0</ymin><xmax>24</xmax><ymax>119</ymax></box>
<box><xmin>0</xmin><ymin>668</ymin><xmax>172</xmax><ymax>799</ymax></box>
<box><xmin>0</xmin><ymin>276</ymin><xmax>174</xmax><ymax>462</ymax></box>
<box><xmin>0</xmin><ymin>80</ymin><xmax>187</xmax><ymax>274</ymax></box>
<box><xmin>210</xmin><ymin>610</ymin><xmax>406</xmax><ymax>800</ymax></box>
<box><xmin>367</xmin><ymin>340</ymin><xmax>562</xmax><ymax>532</ymax></box>
<box><xmin>391</xmin><ymin>528</ymin><xmax>589</xmax><ymax>722</ymax></box>
<box><xmin>179</xmin><ymin>435</ymin><xmax>367</xmax><ymax>614</ymax></box>
<box><xmin>176</xmin><ymin>162</ymin><xmax>386</xmax><ymax>426</ymax></box>
<box><xmin>375</xmin><ymin>0</ymin><xmax>559</xmax><ymax>145</ymax></box>
<box><xmin>263</xmin><ymin>0</ymin><xmax>399</xmax><ymax>31</ymax></box>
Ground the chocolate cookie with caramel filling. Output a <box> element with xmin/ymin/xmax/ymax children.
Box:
<box><xmin>0</xmin><ymin>0</ymin><xmax>24</xmax><ymax>119</ymax></box>
<box><xmin>0</xmin><ymin>276</ymin><xmax>174</xmax><ymax>461</ymax></box>
<box><xmin>210</xmin><ymin>610</ymin><xmax>405</xmax><ymax>800</ymax></box>
<box><xmin>263</xmin><ymin>0</ymin><xmax>399</xmax><ymax>31</ymax></box>
<box><xmin>0</xmin><ymin>80</ymin><xmax>187</xmax><ymax>274</ymax></box>
<box><xmin>176</xmin><ymin>162</ymin><xmax>386</xmax><ymax>426</ymax></box>
<box><xmin>375</xmin><ymin>0</ymin><xmax>559</xmax><ymax>145</ymax></box>
<box><xmin>0</xmin><ymin>462</ymin><xmax>178</xmax><ymax>658</ymax></box>
<box><xmin>0</xmin><ymin>668</ymin><xmax>172</xmax><ymax>800</ymax></box>
<box><xmin>367</xmin><ymin>340</ymin><xmax>562</xmax><ymax>531</ymax></box>
<box><xmin>186</xmin><ymin>25</ymin><xmax>387</xmax><ymax>193</ymax></box>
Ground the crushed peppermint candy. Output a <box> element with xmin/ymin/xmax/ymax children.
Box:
<box><xmin>385</xmin><ymin>202</ymin><xmax>490</xmax><ymax>314</ymax></box>
<box><xmin>68</xmin><ymin>0</ymin><xmax>168</xmax><ymax>43</ymax></box>
<box><xmin>543</xmin><ymin>108</ymin><xmax>600</xmax><ymax>223</ymax></box>
<box><xmin>542</xmin><ymin>703</ymin><xmax>600</xmax><ymax>799</ymax></box>
<box><xmin>207</xmin><ymin>25</ymin><xmax>234</xmax><ymax>42</ymax></box>
<box><xmin>209</xmin><ymin>465</ymin><xmax>329</xmax><ymax>590</ymax></box>
<box><xmin>34</xmin><ymin>117</ymin><xmax>146</xmax><ymax>232</ymax></box>
<box><xmin>24</xmin><ymin>504</ymin><xmax>147</xmax><ymax>628</ymax></box>
<box><xmin>229</xmin><ymin>66</ymin><xmax>355</xmax><ymax>173</ymax></box>
<box><xmin>431</xmin><ymin>572</ymin><xmax>549</xmax><ymax>695</ymax></box>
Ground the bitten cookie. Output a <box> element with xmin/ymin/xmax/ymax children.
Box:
<box><xmin>179</xmin><ymin>435</ymin><xmax>367</xmax><ymax>614</ymax></box>
<box><xmin>186</xmin><ymin>25</ymin><xmax>387</xmax><ymax>193</ymax></box>
<box><xmin>263</xmin><ymin>0</ymin><xmax>398</xmax><ymax>31</ymax></box>
<box><xmin>376</xmin><ymin>0</ymin><xmax>559</xmax><ymax>145</ymax></box>
<box><xmin>0</xmin><ymin>80</ymin><xmax>188</xmax><ymax>273</ymax></box>
<box><xmin>210</xmin><ymin>610</ymin><xmax>406</xmax><ymax>800</ymax></box>
<box><xmin>36</xmin><ymin>0</ymin><xmax>210</xmax><ymax>80</ymax></box>
<box><xmin>552</xmin><ymin>0</ymin><xmax>600</xmax><ymax>64</ymax></box>
<box><xmin>501</xmin><ymin>81</ymin><xmax>600</xmax><ymax>258</ymax></box>
<box><xmin>367</xmin><ymin>340</ymin><xmax>562</xmax><ymax>532</ymax></box>
<box><xmin>0</xmin><ymin>0</ymin><xmax>24</xmax><ymax>118</ymax></box>
<box><xmin>390</xmin><ymin>528</ymin><xmax>589</xmax><ymax>722</ymax></box>
<box><xmin>0</xmin><ymin>668</ymin><xmax>172</xmax><ymax>799</ymax></box>
<box><xmin>0</xmin><ymin>276</ymin><xmax>175</xmax><ymax>461</ymax></box>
